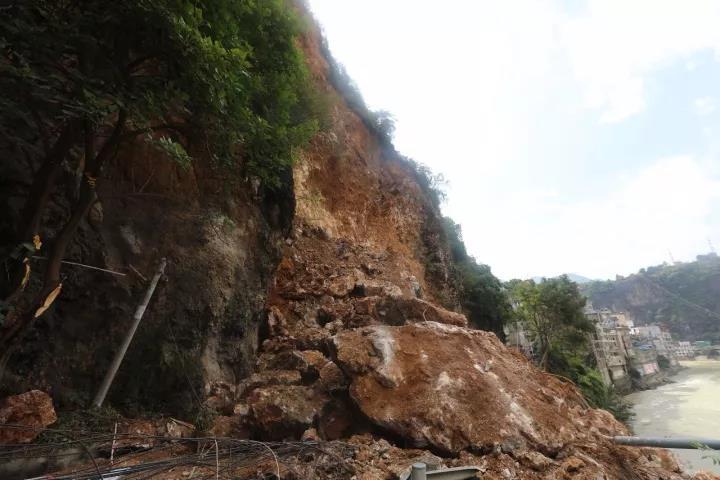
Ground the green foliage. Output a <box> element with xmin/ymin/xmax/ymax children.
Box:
<box><xmin>656</xmin><ymin>354</ymin><xmax>671</xmax><ymax>369</ymax></box>
<box><xmin>582</xmin><ymin>254</ymin><xmax>720</xmax><ymax>341</ymax></box>
<box><xmin>320</xmin><ymin>36</ymin><xmax>393</xmax><ymax>146</ymax></box>
<box><xmin>148</xmin><ymin>136</ymin><xmax>192</xmax><ymax>169</ymax></box>
<box><xmin>442</xmin><ymin>218</ymin><xmax>512</xmax><ymax>338</ymax></box>
<box><xmin>547</xmin><ymin>346</ymin><xmax>633</xmax><ymax>422</ymax></box>
<box><xmin>318</xmin><ymin>31</ymin><xmax>446</xmax><ymax>209</ymax></box>
<box><xmin>0</xmin><ymin>0</ymin><xmax>319</xmax><ymax>187</ymax></box>
<box><xmin>507</xmin><ymin>276</ymin><xmax>591</xmax><ymax>368</ymax></box>
<box><xmin>509</xmin><ymin>276</ymin><xmax>632</xmax><ymax>421</ymax></box>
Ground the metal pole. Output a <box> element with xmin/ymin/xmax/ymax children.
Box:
<box><xmin>411</xmin><ymin>463</ymin><xmax>427</xmax><ymax>480</ymax></box>
<box><xmin>92</xmin><ymin>258</ymin><xmax>166</xmax><ymax>408</ymax></box>
<box><xmin>614</xmin><ymin>436</ymin><xmax>720</xmax><ymax>450</ymax></box>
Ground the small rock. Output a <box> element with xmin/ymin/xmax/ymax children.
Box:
<box><xmin>317</xmin><ymin>361</ymin><xmax>348</xmax><ymax>392</ymax></box>
<box><xmin>0</xmin><ymin>390</ymin><xmax>57</xmax><ymax>444</ymax></box>
<box><xmin>165</xmin><ymin>418</ymin><xmax>194</xmax><ymax>438</ymax></box>
<box><xmin>562</xmin><ymin>456</ymin><xmax>585</xmax><ymax>473</ymax></box>
<box><xmin>519</xmin><ymin>451</ymin><xmax>553</xmax><ymax>471</ymax></box>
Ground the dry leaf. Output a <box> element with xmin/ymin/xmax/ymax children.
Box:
<box><xmin>34</xmin><ymin>283</ymin><xmax>63</xmax><ymax>318</ymax></box>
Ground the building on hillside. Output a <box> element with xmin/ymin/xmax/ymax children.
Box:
<box><xmin>599</xmin><ymin>309</ymin><xmax>634</xmax><ymax>329</ymax></box>
<box><xmin>587</xmin><ymin>305</ymin><xmax>631</xmax><ymax>389</ymax></box>
<box><xmin>631</xmin><ymin>324</ymin><xmax>678</xmax><ymax>365</ymax></box>
<box><xmin>673</xmin><ymin>341</ymin><xmax>693</xmax><ymax>358</ymax></box>
<box><xmin>628</xmin><ymin>346</ymin><xmax>660</xmax><ymax>377</ymax></box>
<box><xmin>504</xmin><ymin>322</ymin><xmax>534</xmax><ymax>359</ymax></box>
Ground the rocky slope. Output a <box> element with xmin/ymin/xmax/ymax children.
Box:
<box><xmin>194</xmin><ymin>10</ymin><xmax>716</xmax><ymax>479</ymax></box>
<box><xmin>1</xmin><ymin>4</ymin><xmax>717</xmax><ymax>479</ymax></box>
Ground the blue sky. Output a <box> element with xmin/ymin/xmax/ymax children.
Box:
<box><xmin>307</xmin><ymin>0</ymin><xmax>720</xmax><ymax>280</ymax></box>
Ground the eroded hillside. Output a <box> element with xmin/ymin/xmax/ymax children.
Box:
<box><xmin>1</xmin><ymin>2</ymin><xmax>717</xmax><ymax>479</ymax></box>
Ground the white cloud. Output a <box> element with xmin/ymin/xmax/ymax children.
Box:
<box><xmin>308</xmin><ymin>0</ymin><xmax>720</xmax><ymax>280</ymax></box>
<box><xmin>694</xmin><ymin>96</ymin><xmax>716</xmax><ymax>116</ymax></box>
<box><xmin>463</xmin><ymin>156</ymin><xmax>720</xmax><ymax>280</ymax></box>
<box><xmin>560</xmin><ymin>0</ymin><xmax>720</xmax><ymax>123</ymax></box>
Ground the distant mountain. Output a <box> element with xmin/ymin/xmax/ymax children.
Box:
<box><xmin>531</xmin><ymin>273</ymin><xmax>594</xmax><ymax>284</ymax></box>
<box><xmin>566</xmin><ymin>273</ymin><xmax>594</xmax><ymax>284</ymax></box>
<box><xmin>581</xmin><ymin>253</ymin><xmax>720</xmax><ymax>342</ymax></box>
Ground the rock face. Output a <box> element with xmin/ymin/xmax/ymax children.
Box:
<box><xmin>333</xmin><ymin>321</ymin><xmax>600</xmax><ymax>454</ymax></box>
<box><xmin>0</xmin><ymin>126</ymin><xmax>292</xmax><ymax>417</ymax></box>
<box><xmin>0</xmin><ymin>390</ymin><xmax>56</xmax><ymax>444</ymax></box>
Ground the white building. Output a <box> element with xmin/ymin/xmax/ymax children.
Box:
<box><xmin>673</xmin><ymin>341</ymin><xmax>693</xmax><ymax>358</ymax></box>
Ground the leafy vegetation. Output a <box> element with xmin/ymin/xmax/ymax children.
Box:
<box><xmin>506</xmin><ymin>276</ymin><xmax>591</xmax><ymax>369</ymax></box>
<box><xmin>507</xmin><ymin>276</ymin><xmax>632</xmax><ymax>421</ymax></box>
<box><xmin>443</xmin><ymin>219</ymin><xmax>512</xmax><ymax>338</ymax></box>
<box><xmin>319</xmin><ymin>31</ymin><xmax>448</xmax><ymax>209</ymax></box>
<box><xmin>0</xmin><ymin>0</ymin><xmax>321</xmax><ymax>348</ymax></box>
<box><xmin>582</xmin><ymin>254</ymin><xmax>720</xmax><ymax>342</ymax></box>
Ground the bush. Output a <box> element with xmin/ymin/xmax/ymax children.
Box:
<box><xmin>548</xmin><ymin>347</ymin><xmax>633</xmax><ymax>423</ymax></box>
<box><xmin>442</xmin><ymin>218</ymin><xmax>512</xmax><ymax>338</ymax></box>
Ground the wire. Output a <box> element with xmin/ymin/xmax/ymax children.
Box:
<box><xmin>0</xmin><ymin>423</ymin><xmax>354</xmax><ymax>480</ymax></box>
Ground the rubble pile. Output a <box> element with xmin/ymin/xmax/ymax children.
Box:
<box><xmin>196</xmin><ymin>230</ymin><xmax>716</xmax><ymax>479</ymax></box>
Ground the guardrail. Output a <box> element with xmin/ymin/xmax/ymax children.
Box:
<box><xmin>614</xmin><ymin>436</ymin><xmax>720</xmax><ymax>449</ymax></box>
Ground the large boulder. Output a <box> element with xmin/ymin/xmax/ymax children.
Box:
<box><xmin>332</xmin><ymin>322</ymin><xmax>619</xmax><ymax>455</ymax></box>
<box><xmin>0</xmin><ymin>390</ymin><xmax>57</xmax><ymax>444</ymax></box>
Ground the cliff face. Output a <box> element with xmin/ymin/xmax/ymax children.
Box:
<box><xmin>1</xmin><ymin>5</ymin><xmax>715</xmax><ymax>479</ymax></box>
<box><xmin>1</xmin><ymin>132</ymin><xmax>294</xmax><ymax>417</ymax></box>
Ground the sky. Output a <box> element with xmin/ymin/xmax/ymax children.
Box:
<box><xmin>307</xmin><ymin>0</ymin><xmax>720</xmax><ymax>281</ymax></box>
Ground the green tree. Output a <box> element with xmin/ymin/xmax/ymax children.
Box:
<box><xmin>0</xmin><ymin>0</ymin><xmax>319</xmax><ymax>349</ymax></box>
<box><xmin>506</xmin><ymin>276</ymin><xmax>591</xmax><ymax>369</ymax></box>
<box><xmin>443</xmin><ymin>218</ymin><xmax>512</xmax><ymax>338</ymax></box>
<box><xmin>507</xmin><ymin>276</ymin><xmax>631</xmax><ymax>421</ymax></box>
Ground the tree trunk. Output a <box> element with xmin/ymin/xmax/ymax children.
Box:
<box><xmin>1</xmin><ymin>121</ymin><xmax>81</xmax><ymax>301</ymax></box>
<box><xmin>17</xmin><ymin>120</ymin><xmax>81</xmax><ymax>244</ymax></box>
<box><xmin>0</xmin><ymin>112</ymin><xmax>126</xmax><ymax>352</ymax></box>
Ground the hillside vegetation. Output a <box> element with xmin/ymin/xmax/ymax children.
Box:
<box><xmin>582</xmin><ymin>253</ymin><xmax>720</xmax><ymax>342</ymax></box>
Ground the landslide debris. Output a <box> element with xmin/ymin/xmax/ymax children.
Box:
<box><xmin>0</xmin><ymin>390</ymin><xmax>56</xmax><ymax>444</ymax></box>
<box><xmin>198</xmin><ymin>229</ymin><xmax>715</xmax><ymax>480</ymax></box>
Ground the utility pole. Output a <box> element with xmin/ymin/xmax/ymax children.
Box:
<box><xmin>708</xmin><ymin>237</ymin><xmax>717</xmax><ymax>255</ymax></box>
<box><xmin>92</xmin><ymin>257</ymin><xmax>166</xmax><ymax>408</ymax></box>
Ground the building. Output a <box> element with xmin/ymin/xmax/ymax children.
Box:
<box><xmin>504</xmin><ymin>322</ymin><xmax>534</xmax><ymax>359</ymax></box>
<box><xmin>673</xmin><ymin>341</ymin><xmax>693</xmax><ymax>358</ymax></box>
<box><xmin>587</xmin><ymin>305</ymin><xmax>632</xmax><ymax>388</ymax></box>
<box><xmin>631</xmin><ymin>324</ymin><xmax>678</xmax><ymax>365</ymax></box>
<box><xmin>629</xmin><ymin>346</ymin><xmax>660</xmax><ymax>377</ymax></box>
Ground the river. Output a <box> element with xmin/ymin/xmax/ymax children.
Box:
<box><xmin>626</xmin><ymin>360</ymin><xmax>720</xmax><ymax>474</ymax></box>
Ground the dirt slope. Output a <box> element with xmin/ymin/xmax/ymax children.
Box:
<box><xmin>198</xmin><ymin>10</ymin><xmax>718</xmax><ymax>479</ymax></box>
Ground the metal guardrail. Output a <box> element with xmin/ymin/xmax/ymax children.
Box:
<box><xmin>614</xmin><ymin>436</ymin><xmax>720</xmax><ymax>450</ymax></box>
<box><xmin>400</xmin><ymin>463</ymin><xmax>481</xmax><ymax>480</ymax></box>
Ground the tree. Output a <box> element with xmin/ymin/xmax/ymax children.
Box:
<box><xmin>507</xmin><ymin>276</ymin><xmax>631</xmax><ymax>421</ymax></box>
<box><xmin>0</xmin><ymin>0</ymin><xmax>319</xmax><ymax>349</ymax></box>
<box><xmin>443</xmin><ymin>218</ymin><xmax>512</xmax><ymax>338</ymax></box>
<box><xmin>506</xmin><ymin>276</ymin><xmax>591</xmax><ymax>370</ymax></box>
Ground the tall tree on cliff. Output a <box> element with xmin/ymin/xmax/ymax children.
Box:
<box><xmin>506</xmin><ymin>276</ymin><xmax>591</xmax><ymax>370</ymax></box>
<box><xmin>0</xmin><ymin>0</ymin><xmax>319</xmax><ymax>350</ymax></box>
